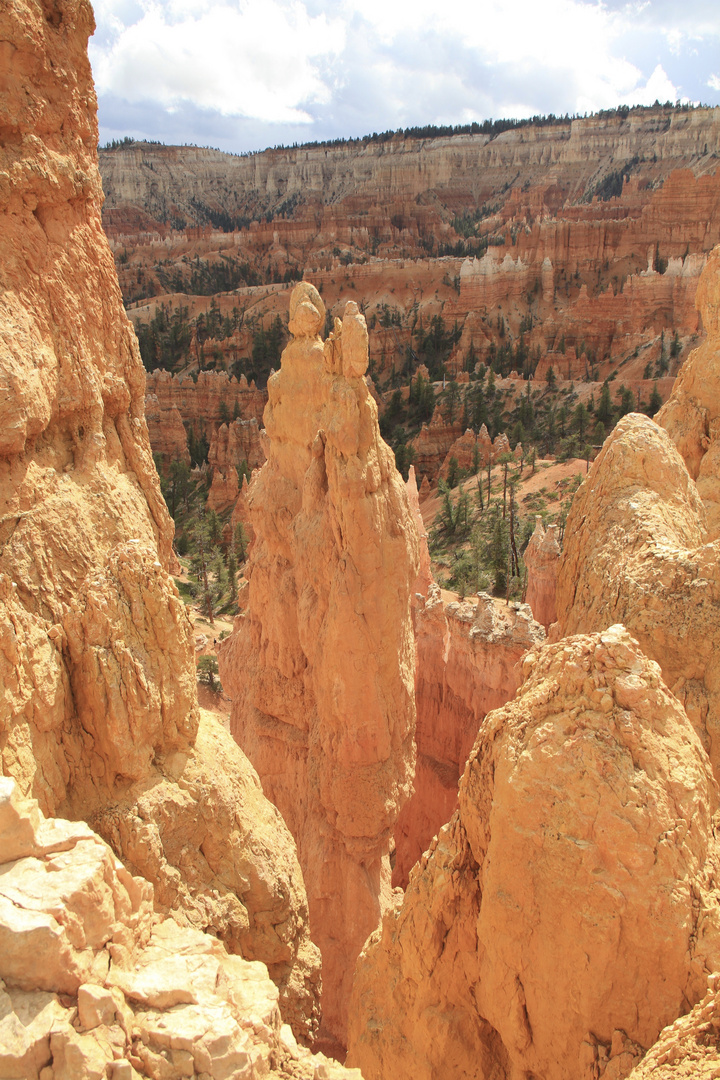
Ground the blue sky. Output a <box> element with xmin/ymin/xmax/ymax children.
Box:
<box><xmin>90</xmin><ymin>0</ymin><xmax>720</xmax><ymax>154</ymax></box>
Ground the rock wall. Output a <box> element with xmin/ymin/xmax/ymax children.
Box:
<box><xmin>0</xmin><ymin>776</ymin><xmax>358</xmax><ymax>1080</ymax></box>
<box><xmin>553</xmin><ymin>412</ymin><xmax>720</xmax><ymax>782</ymax></box>
<box><xmin>348</xmin><ymin>627</ymin><xmax>720</xmax><ymax>1080</ymax></box>
<box><xmin>625</xmin><ymin>976</ymin><xmax>720</xmax><ymax>1079</ymax></box>
<box><xmin>206</xmin><ymin>417</ymin><xmax>266</xmax><ymax>512</ymax></box>
<box><xmin>220</xmin><ymin>282</ymin><xmax>419</xmax><ymax>1044</ymax></box>
<box><xmin>657</xmin><ymin>244</ymin><xmax>720</xmax><ymax>538</ymax></box>
<box><xmin>393</xmin><ymin>587</ymin><xmax>544</xmax><ymax>888</ymax></box>
<box><xmin>144</xmin><ymin>368</ymin><xmax>267</xmax><ymax>467</ymax></box>
<box><xmin>99</xmin><ymin>111</ymin><xmax>720</xmax><ymax>237</ymax></box>
<box><xmin>0</xmin><ymin>0</ymin><xmax>319</xmax><ymax>1040</ymax></box>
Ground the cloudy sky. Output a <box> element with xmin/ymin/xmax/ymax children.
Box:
<box><xmin>90</xmin><ymin>0</ymin><xmax>720</xmax><ymax>154</ymax></box>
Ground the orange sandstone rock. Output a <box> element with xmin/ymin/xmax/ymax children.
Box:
<box><xmin>523</xmin><ymin>515</ymin><xmax>561</xmax><ymax>628</ymax></box>
<box><xmin>0</xmin><ymin>776</ymin><xmax>358</xmax><ymax>1080</ymax></box>
<box><xmin>438</xmin><ymin>428</ymin><xmax>479</xmax><ymax>480</ymax></box>
<box><xmin>348</xmin><ymin>627</ymin><xmax>720</xmax><ymax>1080</ymax></box>
<box><xmin>657</xmin><ymin>244</ymin><xmax>720</xmax><ymax>538</ymax></box>
<box><xmin>0</xmin><ymin>0</ymin><xmax>320</xmax><ymax>1040</ymax></box>
<box><xmin>410</xmin><ymin>409</ymin><xmax>464</xmax><ymax>482</ymax></box>
<box><xmin>406</xmin><ymin>465</ymin><xmax>432</xmax><ymax>599</ymax></box>
<box><xmin>207</xmin><ymin>417</ymin><xmax>265</xmax><ymax>512</ymax></box>
<box><xmin>220</xmin><ymin>281</ymin><xmax>419</xmax><ymax>1044</ymax></box>
<box><xmin>626</xmin><ymin>976</ymin><xmax>720</xmax><ymax>1079</ymax></box>
<box><xmin>553</xmin><ymin>412</ymin><xmax>720</xmax><ymax>780</ymax></box>
<box><xmin>145</xmin><ymin>400</ymin><xmax>190</xmax><ymax>469</ymax></box>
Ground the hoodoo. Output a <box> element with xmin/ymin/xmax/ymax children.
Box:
<box><xmin>524</xmin><ymin>516</ymin><xmax>561</xmax><ymax>629</ymax></box>
<box><xmin>220</xmin><ymin>282</ymin><xmax>419</xmax><ymax>1043</ymax></box>
<box><xmin>0</xmin><ymin>0</ymin><xmax>320</xmax><ymax>1043</ymax></box>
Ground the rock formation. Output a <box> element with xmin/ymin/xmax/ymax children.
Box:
<box><xmin>99</xmin><ymin>112</ymin><xmax>720</xmax><ymax>245</ymax></box>
<box><xmin>0</xmin><ymin>0</ymin><xmax>319</xmax><ymax>1040</ymax></box>
<box><xmin>207</xmin><ymin>417</ymin><xmax>265</xmax><ymax>512</ymax></box>
<box><xmin>348</xmin><ymin>626</ymin><xmax>720</xmax><ymax>1080</ymax></box>
<box><xmin>657</xmin><ymin>244</ymin><xmax>720</xmax><ymax>538</ymax></box>
<box><xmin>437</xmin><ymin>428</ymin><xmax>479</xmax><ymax>480</ymax></box>
<box><xmin>393</xmin><ymin>586</ymin><xmax>544</xmax><ymax>888</ymax></box>
<box><xmin>523</xmin><ymin>515</ymin><xmax>561</xmax><ymax>628</ymax></box>
<box><xmin>625</xmin><ymin>976</ymin><xmax>720</xmax><ymax>1079</ymax></box>
<box><xmin>553</xmin><ymin>412</ymin><xmax>720</xmax><ymax>781</ymax></box>
<box><xmin>144</xmin><ymin>369</ymin><xmax>266</xmax><ymax>469</ymax></box>
<box><xmin>0</xmin><ymin>776</ymin><xmax>358</xmax><ymax>1080</ymax></box>
<box><xmin>231</xmin><ymin>471</ymin><xmax>255</xmax><ymax>547</ymax></box>
<box><xmin>405</xmin><ymin>465</ymin><xmax>432</xmax><ymax>599</ymax></box>
<box><xmin>410</xmin><ymin>410</ymin><xmax>464</xmax><ymax>483</ymax></box>
<box><xmin>220</xmin><ymin>282</ymin><xmax>419</xmax><ymax>1044</ymax></box>
<box><xmin>102</xmin><ymin>117</ymin><xmax>720</xmax><ymax>415</ymax></box>
<box><xmin>144</xmin><ymin>401</ymin><xmax>190</xmax><ymax>470</ymax></box>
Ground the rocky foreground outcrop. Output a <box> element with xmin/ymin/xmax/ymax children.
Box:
<box><xmin>657</xmin><ymin>245</ymin><xmax>720</xmax><ymax>539</ymax></box>
<box><xmin>553</xmin><ymin>412</ymin><xmax>720</xmax><ymax>783</ymax></box>
<box><xmin>0</xmin><ymin>0</ymin><xmax>319</xmax><ymax>1039</ymax></box>
<box><xmin>220</xmin><ymin>282</ymin><xmax>418</xmax><ymax>1043</ymax></box>
<box><xmin>0</xmin><ymin>776</ymin><xmax>358</xmax><ymax>1080</ymax></box>
<box><xmin>348</xmin><ymin>626</ymin><xmax>720</xmax><ymax>1080</ymax></box>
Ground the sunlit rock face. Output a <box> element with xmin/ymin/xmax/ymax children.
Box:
<box><xmin>221</xmin><ymin>282</ymin><xmax>419</xmax><ymax>1043</ymax></box>
<box><xmin>348</xmin><ymin>627</ymin><xmax>720</xmax><ymax>1080</ymax></box>
<box><xmin>0</xmin><ymin>0</ymin><xmax>320</xmax><ymax>1040</ymax></box>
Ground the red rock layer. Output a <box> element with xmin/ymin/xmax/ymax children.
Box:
<box><xmin>393</xmin><ymin>587</ymin><xmax>545</xmax><ymax>888</ymax></box>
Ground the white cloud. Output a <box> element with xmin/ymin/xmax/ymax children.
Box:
<box><xmin>90</xmin><ymin>0</ymin><xmax>345</xmax><ymax>124</ymax></box>
<box><xmin>90</xmin><ymin>0</ymin><xmax>720</xmax><ymax>151</ymax></box>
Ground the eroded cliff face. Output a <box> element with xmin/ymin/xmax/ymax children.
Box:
<box><xmin>393</xmin><ymin>586</ymin><xmax>544</xmax><ymax>888</ymax></box>
<box><xmin>625</xmin><ymin>976</ymin><xmax>720</xmax><ymax>1079</ymax></box>
<box><xmin>553</xmin><ymin>412</ymin><xmax>720</xmax><ymax>782</ymax></box>
<box><xmin>220</xmin><ymin>282</ymin><xmax>418</xmax><ymax>1044</ymax></box>
<box><xmin>0</xmin><ymin>0</ymin><xmax>319</xmax><ymax>1040</ymax></box>
<box><xmin>206</xmin><ymin>417</ymin><xmax>265</xmax><ymax>512</ymax></box>
<box><xmin>348</xmin><ymin>626</ymin><xmax>720</xmax><ymax>1080</ymax></box>
<box><xmin>657</xmin><ymin>245</ymin><xmax>720</xmax><ymax>538</ymax></box>
<box><xmin>144</xmin><ymin>369</ymin><xmax>266</xmax><ymax>472</ymax></box>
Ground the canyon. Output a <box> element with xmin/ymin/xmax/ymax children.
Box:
<box><xmin>2</xmin><ymin>1</ymin><xmax>720</xmax><ymax>1079</ymax></box>
<box><xmin>97</xmin><ymin>110</ymin><xmax>720</xmax><ymax>495</ymax></box>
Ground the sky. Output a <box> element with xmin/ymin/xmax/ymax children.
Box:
<box><xmin>90</xmin><ymin>0</ymin><xmax>720</xmax><ymax>155</ymax></box>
